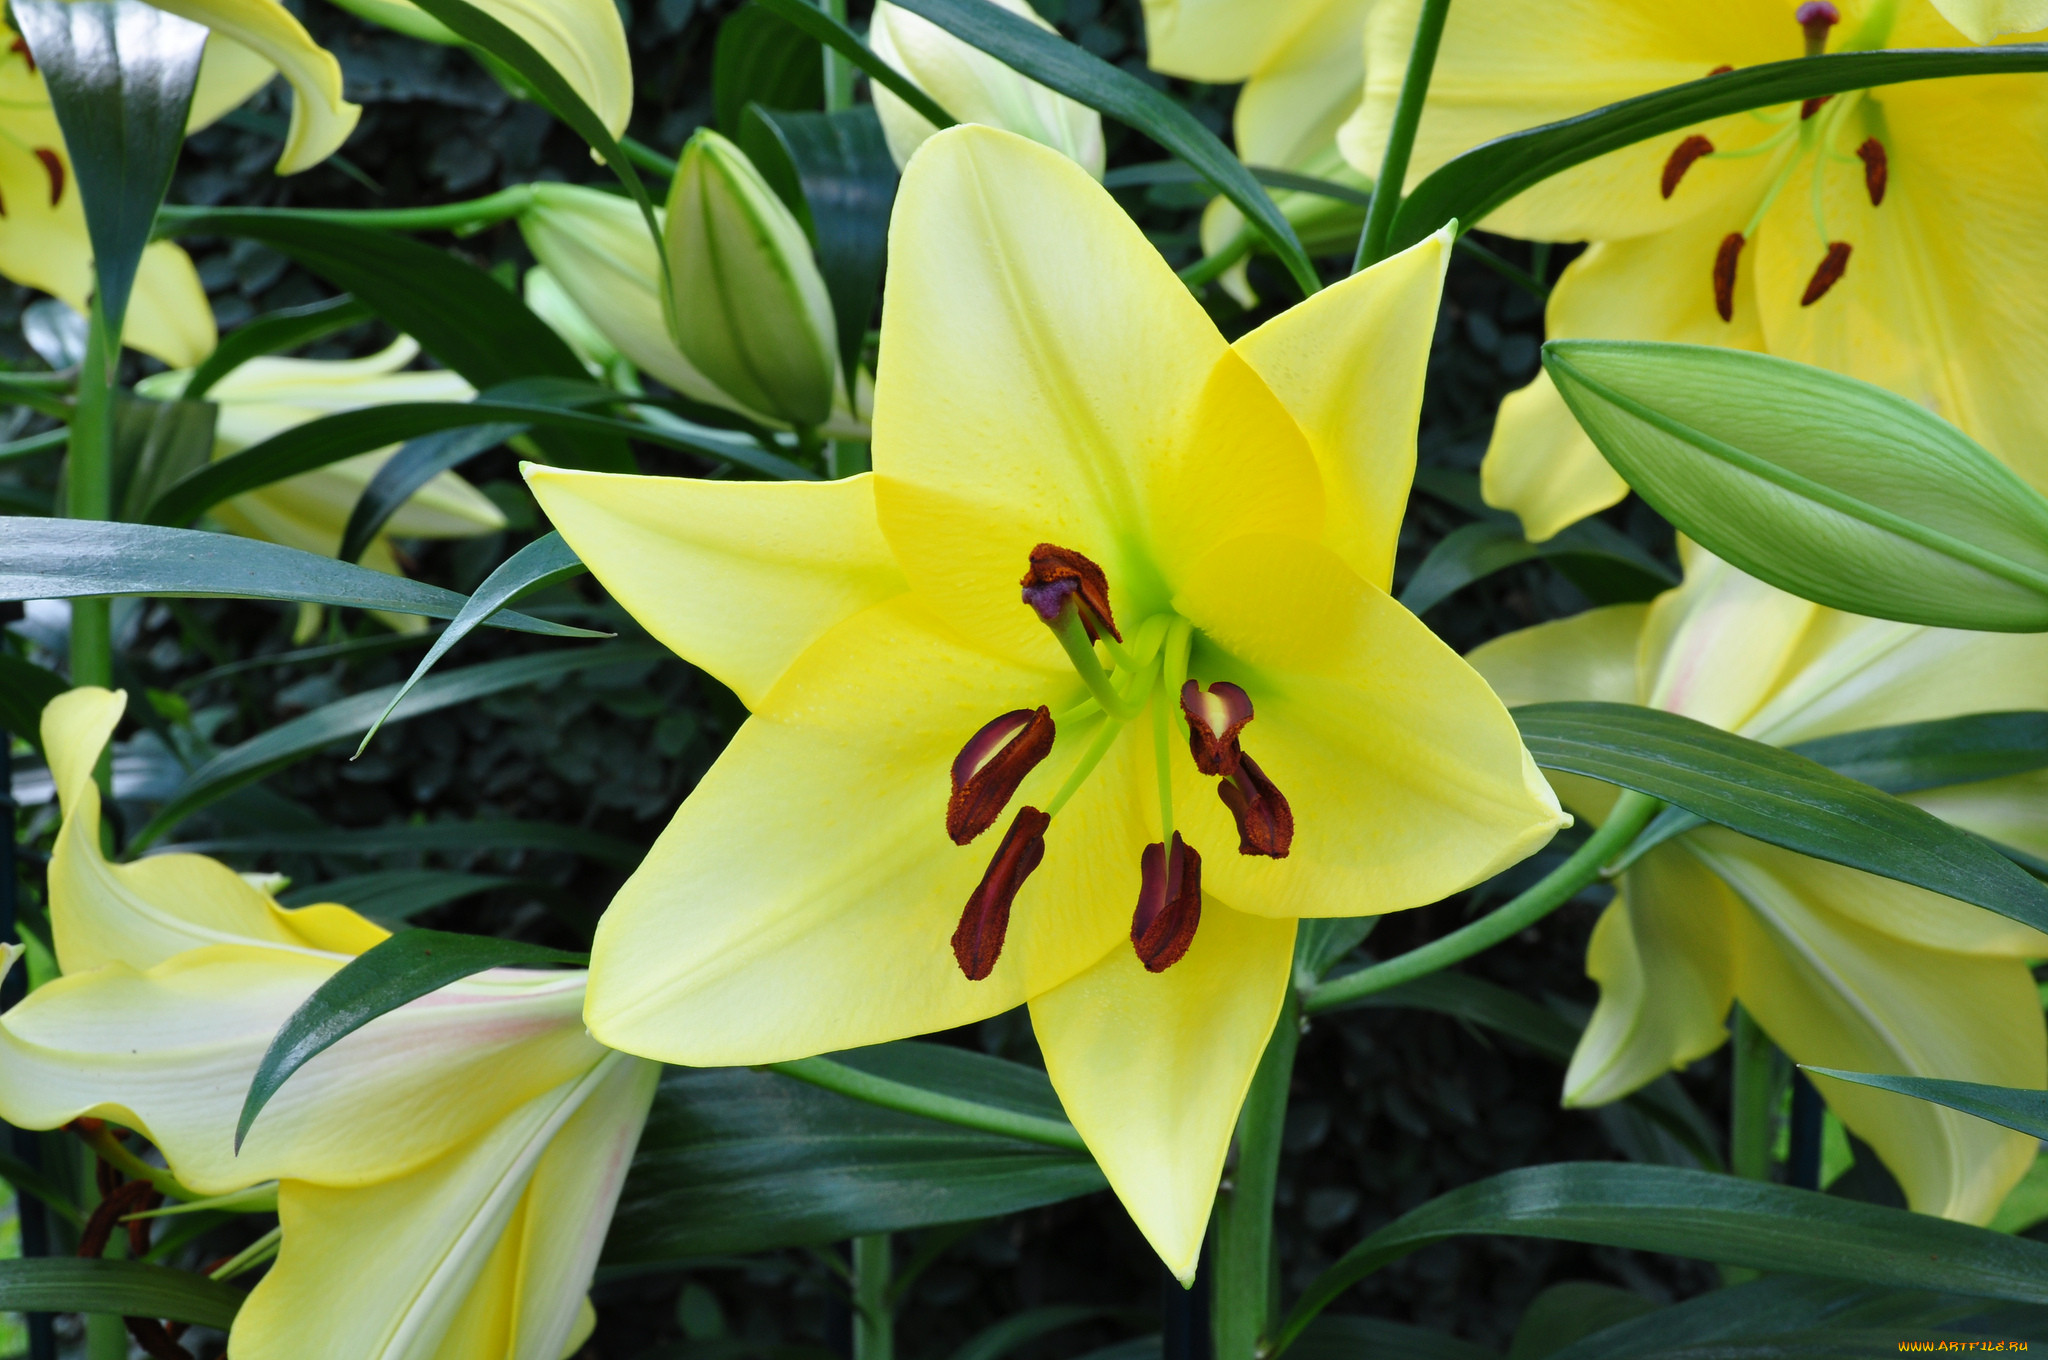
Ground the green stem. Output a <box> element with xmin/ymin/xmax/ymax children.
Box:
<box><xmin>1352</xmin><ymin>0</ymin><xmax>1454</xmax><ymax>272</ymax></box>
<box><xmin>822</xmin><ymin>0</ymin><xmax>855</xmax><ymax>111</ymax></box>
<box><xmin>67</xmin><ymin>295</ymin><xmax>115</xmax><ymax>691</ymax></box>
<box><xmin>852</xmin><ymin>1234</ymin><xmax>893</xmax><ymax>1360</ymax></box>
<box><xmin>1304</xmin><ymin>791</ymin><xmax>1660</xmax><ymax>1015</ymax></box>
<box><xmin>769</xmin><ymin>1056</ymin><xmax>1088</xmax><ymax>1152</ymax></box>
<box><xmin>1730</xmin><ymin>1003</ymin><xmax>1778</xmax><ymax>1182</ymax></box>
<box><xmin>1211</xmin><ymin>992</ymin><xmax>1301</xmax><ymax>1360</ymax></box>
<box><xmin>1052</xmin><ymin>609</ymin><xmax>1145</xmax><ymax>720</ymax></box>
<box><xmin>1179</xmin><ymin>229</ymin><xmax>1253</xmax><ymax>290</ymax></box>
<box><xmin>619</xmin><ymin>135</ymin><xmax>677</xmax><ymax>180</ymax></box>
<box><xmin>157</xmin><ymin>185</ymin><xmax>536</xmax><ymax>238</ymax></box>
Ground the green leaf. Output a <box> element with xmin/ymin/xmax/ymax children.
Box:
<box><xmin>184</xmin><ymin>296</ymin><xmax>375</xmax><ymax>401</ymax></box>
<box><xmin>0</xmin><ymin>1146</ymin><xmax>83</xmax><ymax>1228</ymax></box>
<box><xmin>0</xmin><ymin>653</ymin><xmax>68</xmax><ymax>753</ymax></box>
<box><xmin>1514</xmin><ymin>701</ymin><xmax>2048</xmax><ymax>935</ymax></box>
<box><xmin>1398</xmin><ymin>518</ymin><xmax>1675</xmax><ymax>615</ymax></box>
<box><xmin>13</xmin><ymin>0</ymin><xmax>205</xmax><ymax>331</ymax></box>
<box><xmin>236</xmin><ymin>927</ymin><xmax>588</xmax><ymax>1149</ymax></box>
<box><xmin>1790</xmin><ymin>712</ymin><xmax>2048</xmax><ymax>797</ymax></box>
<box><xmin>752</xmin><ymin>0</ymin><xmax>956</xmax><ymax>131</ymax></box>
<box><xmin>740</xmin><ymin>105</ymin><xmax>897</xmax><ymax>389</ymax></box>
<box><xmin>153</xmin><ymin>820</ymin><xmax>643</xmax><ymax>869</ymax></box>
<box><xmin>110</xmin><ymin>392</ymin><xmax>215</xmax><ymax>523</ymax></box>
<box><xmin>0</xmin><ymin>520</ymin><xmax>594</xmax><ymax>638</ymax></box>
<box><xmin>0</xmin><ymin>1258</ymin><xmax>243</xmax><ymax>1330</ymax></box>
<box><xmin>275</xmin><ymin>869</ymin><xmax>517</xmax><ymax>921</ymax></box>
<box><xmin>1387</xmin><ymin>45</ymin><xmax>2048</xmax><ymax>257</ymax></box>
<box><xmin>1804</xmin><ymin>1068</ymin><xmax>2048</xmax><ymax>1144</ymax></box>
<box><xmin>1275</xmin><ymin>1163</ymin><xmax>2048</xmax><ymax>1353</ymax></box>
<box><xmin>884</xmin><ymin>0</ymin><xmax>1318</xmax><ymax>295</ymax></box>
<box><xmin>146</xmin><ymin>398</ymin><xmax>810</xmax><ymax>528</ymax></box>
<box><xmin>603</xmin><ymin>1056</ymin><xmax>1105</xmax><ymax>1263</ymax></box>
<box><xmin>354</xmin><ymin>532</ymin><xmax>593</xmax><ymax>757</ymax></box>
<box><xmin>131</xmin><ymin>641</ymin><xmax>665</xmax><ymax>850</ymax></box>
<box><xmin>1292</xmin><ymin>1315</ymin><xmax>1499</xmax><ymax>1360</ymax></box>
<box><xmin>948</xmin><ymin>1308</ymin><xmax>1129</xmax><ymax>1360</ymax></box>
<box><xmin>337</xmin><ymin>422</ymin><xmax>525</xmax><ymax>564</ymax></box>
<box><xmin>1508</xmin><ymin>1283</ymin><xmax>1656</xmax><ymax>1360</ymax></box>
<box><xmin>1543</xmin><ymin>341</ymin><xmax>2048</xmax><ymax>631</ymax></box>
<box><xmin>716</xmin><ymin>5</ymin><xmax>823</xmax><ymax>135</ymax></box>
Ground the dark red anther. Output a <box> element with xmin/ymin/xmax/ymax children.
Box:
<box><xmin>1801</xmin><ymin>95</ymin><xmax>1832</xmax><ymax>120</ymax></box>
<box><xmin>1132</xmin><ymin>834</ymin><xmax>1201</xmax><ymax>973</ymax></box>
<box><xmin>1796</xmin><ymin>1</ymin><xmax>1839</xmax><ymax>55</ymax></box>
<box><xmin>952</xmin><ymin>806</ymin><xmax>1049</xmax><ymax>980</ymax></box>
<box><xmin>1801</xmin><ymin>242</ymin><xmax>1852</xmax><ymax>305</ymax></box>
<box><xmin>1021</xmin><ymin>544</ymin><xmax>1121</xmax><ymax>643</ymax></box>
<box><xmin>1661</xmin><ymin>135</ymin><xmax>1714</xmax><ymax>199</ymax></box>
<box><xmin>948</xmin><ymin>706</ymin><xmax>1054</xmax><ymax>845</ymax></box>
<box><xmin>34</xmin><ymin>148</ymin><xmax>62</xmax><ymax>206</ymax></box>
<box><xmin>1181</xmin><ymin>680</ymin><xmax>1253</xmax><ymax>777</ymax></box>
<box><xmin>1712</xmin><ymin>232</ymin><xmax>1745</xmax><ymax>322</ymax></box>
<box><xmin>10</xmin><ymin>36</ymin><xmax>33</xmax><ymax>72</ymax></box>
<box><xmin>1219</xmin><ymin>754</ymin><xmax>1293</xmax><ymax>859</ymax></box>
<box><xmin>1857</xmin><ymin>137</ymin><xmax>1888</xmax><ymax>205</ymax></box>
<box><xmin>76</xmin><ymin>1176</ymin><xmax>155</xmax><ymax>1260</ymax></box>
<box><xmin>1707</xmin><ymin>64</ymin><xmax>1735</xmax><ymax>76</ymax></box>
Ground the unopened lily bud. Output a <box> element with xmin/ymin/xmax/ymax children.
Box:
<box><xmin>868</xmin><ymin>0</ymin><xmax>1105</xmax><ymax>178</ymax></box>
<box><xmin>524</xmin><ymin>265</ymin><xmax>634</xmax><ymax>388</ymax></box>
<box><xmin>664</xmin><ymin>129</ymin><xmax>840</xmax><ymax>429</ymax></box>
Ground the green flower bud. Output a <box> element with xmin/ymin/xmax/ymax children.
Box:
<box><xmin>663</xmin><ymin>129</ymin><xmax>840</xmax><ymax>430</ymax></box>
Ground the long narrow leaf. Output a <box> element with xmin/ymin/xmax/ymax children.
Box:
<box><xmin>152</xmin><ymin>820</ymin><xmax>643</xmax><ymax>868</ymax></box>
<box><xmin>0</xmin><ymin>1258</ymin><xmax>243</xmax><ymax>1329</ymax></box>
<box><xmin>1515</xmin><ymin>701</ymin><xmax>2048</xmax><ymax>935</ymax></box>
<box><xmin>0</xmin><ymin>654</ymin><xmax>69</xmax><ymax>752</ymax></box>
<box><xmin>1805</xmin><ymin>1068</ymin><xmax>2048</xmax><ymax>1143</ymax></box>
<box><xmin>276</xmin><ymin>870</ymin><xmax>518</xmax><ymax>921</ymax></box>
<box><xmin>1399</xmin><ymin>518</ymin><xmax>1673</xmax><ymax>615</ymax></box>
<box><xmin>752</xmin><ymin>0</ymin><xmax>956</xmax><ymax>129</ymax></box>
<box><xmin>236</xmin><ymin>928</ymin><xmax>587</xmax><ymax>1148</ymax></box>
<box><xmin>184</xmin><ymin>296</ymin><xmax>374</xmax><ymax>400</ymax></box>
<box><xmin>337</xmin><ymin>423</ymin><xmax>525</xmax><ymax>564</ymax></box>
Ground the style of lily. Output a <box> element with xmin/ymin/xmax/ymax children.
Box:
<box><xmin>1470</xmin><ymin>546</ymin><xmax>2048</xmax><ymax>1223</ymax></box>
<box><xmin>136</xmin><ymin>336</ymin><xmax>506</xmax><ymax>598</ymax></box>
<box><xmin>526</xmin><ymin>126</ymin><xmax>1565</xmax><ymax>1278</ymax></box>
<box><xmin>1141</xmin><ymin>0</ymin><xmax>1376</xmax><ymax>304</ymax></box>
<box><xmin>1340</xmin><ymin>0</ymin><xmax>2048</xmax><ymax>540</ymax></box>
<box><xmin>869</xmin><ymin>0</ymin><xmax>1105</xmax><ymax>176</ymax></box>
<box><xmin>0</xmin><ymin>687</ymin><xmax>658</xmax><ymax>1360</ymax></box>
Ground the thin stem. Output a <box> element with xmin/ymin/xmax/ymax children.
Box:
<box><xmin>1179</xmin><ymin>229</ymin><xmax>1253</xmax><ymax>291</ymax></box>
<box><xmin>157</xmin><ymin>185</ymin><xmax>536</xmax><ymax>237</ymax></box>
<box><xmin>619</xmin><ymin>135</ymin><xmax>677</xmax><ymax>179</ymax></box>
<box><xmin>1304</xmin><ymin>791</ymin><xmax>1660</xmax><ymax>1015</ymax></box>
<box><xmin>67</xmin><ymin>294</ymin><xmax>114</xmax><ymax>691</ymax></box>
<box><xmin>1730</xmin><ymin>1003</ymin><xmax>1778</xmax><ymax>1182</ymax></box>
<box><xmin>1211</xmin><ymin>992</ymin><xmax>1301</xmax><ymax>1360</ymax></box>
<box><xmin>1353</xmin><ymin>0</ymin><xmax>1454</xmax><ymax>272</ymax></box>
<box><xmin>1153</xmin><ymin>682</ymin><xmax>1176</xmax><ymax>847</ymax></box>
<box><xmin>768</xmin><ymin>1056</ymin><xmax>1088</xmax><ymax>1153</ymax></box>
<box><xmin>1045</xmin><ymin>655</ymin><xmax>1161</xmax><ymax>819</ymax></box>
<box><xmin>75</xmin><ymin>1124</ymin><xmax>204</xmax><ymax>1204</ymax></box>
<box><xmin>207</xmin><ymin>1224</ymin><xmax>282</xmax><ymax>1281</ymax></box>
<box><xmin>1052</xmin><ymin>609</ymin><xmax>1145</xmax><ymax>720</ymax></box>
<box><xmin>852</xmin><ymin>1235</ymin><xmax>893</xmax><ymax>1360</ymax></box>
<box><xmin>822</xmin><ymin>0</ymin><xmax>855</xmax><ymax>111</ymax></box>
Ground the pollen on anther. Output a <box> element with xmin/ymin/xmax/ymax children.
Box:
<box><xmin>1801</xmin><ymin>241</ymin><xmax>1852</xmax><ymax>306</ymax></box>
<box><xmin>948</xmin><ymin>706</ymin><xmax>1055</xmax><ymax>845</ymax></box>
<box><xmin>1712</xmin><ymin>232</ymin><xmax>1745</xmax><ymax>323</ymax></box>
<box><xmin>1661</xmin><ymin>136</ymin><xmax>1714</xmax><ymax>199</ymax></box>
<box><xmin>1857</xmin><ymin>138</ymin><xmax>1888</xmax><ymax>206</ymax></box>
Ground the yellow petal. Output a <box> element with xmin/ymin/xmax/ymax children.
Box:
<box><xmin>41</xmin><ymin>688</ymin><xmax>388</xmax><ymax>972</ymax></box>
<box><xmin>1173</xmin><ymin>534</ymin><xmax>1566</xmax><ymax>919</ymax></box>
<box><xmin>583</xmin><ymin>595</ymin><xmax>1140</xmax><ymax>1066</ymax></box>
<box><xmin>1231</xmin><ymin>227</ymin><xmax>1448</xmax><ymax>590</ymax></box>
<box><xmin>464</xmin><ymin>0</ymin><xmax>632</xmax><ymax>139</ymax></box>
<box><xmin>1636</xmin><ymin>551</ymin><xmax>1819</xmax><ymax>730</ymax></box>
<box><xmin>1697</xmin><ymin>835</ymin><xmax>2046</xmax><ymax>1223</ymax></box>
<box><xmin>526</xmin><ymin>468</ymin><xmax>908</xmax><ymax>711</ymax></box>
<box><xmin>1914</xmin><ymin>768</ymin><xmax>2048</xmax><ymax>868</ymax></box>
<box><xmin>1563</xmin><ymin>846</ymin><xmax>1737</xmax><ymax>1106</ymax></box>
<box><xmin>231</xmin><ymin>1054</ymin><xmax>655</xmax><ymax>1360</ymax></box>
<box><xmin>1029</xmin><ymin>900</ymin><xmax>1295</xmax><ymax>1282</ymax></box>
<box><xmin>1226</xmin><ymin>0</ymin><xmax>1376</xmax><ymax>171</ymax></box>
<box><xmin>1482</xmin><ymin>371</ymin><xmax>1627</xmax><ymax>543</ymax></box>
<box><xmin>0</xmin><ymin>945</ymin><xmax>603</xmax><ymax>1193</ymax></box>
<box><xmin>188</xmin><ymin>33</ymin><xmax>277</xmax><ymax>131</ymax></box>
<box><xmin>1927</xmin><ymin>0</ymin><xmax>2048</xmax><ymax>40</ymax></box>
<box><xmin>871</xmin><ymin>126</ymin><xmax>1227</xmax><ymax>660</ymax></box>
<box><xmin>1139</xmin><ymin>0</ymin><xmax>1326</xmax><ymax>83</ymax></box>
<box><xmin>144</xmin><ymin>0</ymin><xmax>360</xmax><ymax>173</ymax></box>
<box><xmin>123</xmin><ymin>242</ymin><xmax>217</xmax><ymax>368</ymax></box>
<box><xmin>1465</xmin><ymin>603</ymin><xmax>1650</xmax><ymax>708</ymax></box>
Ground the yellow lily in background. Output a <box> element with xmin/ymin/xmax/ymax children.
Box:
<box><xmin>518</xmin><ymin>182</ymin><xmax>872</xmax><ymax>436</ymax></box>
<box><xmin>868</xmin><ymin>0</ymin><xmax>1105</xmax><ymax>176</ymax></box>
<box><xmin>0</xmin><ymin>687</ymin><xmax>658</xmax><ymax>1360</ymax></box>
<box><xmin>1470</xmin><ymin>546</ymin><xmax>2048</xmax><ymax>1223</ymax></box>
<box><xmin>1341</xmin><ymin>0</ymin><xmax>2048</xmax><ymax>540</ymax></box>
<box><xmin>528</xmin><ymin>126</ymin><xmax>1565</xmax><ymax>1278</ymax></box>
<box><xmin>1141</xmin><ymin>0</ymin><xmax>1376</xmax><ymax>304</ymax></box>
<box><xmin>144</xmin><ymin>0</ymin><xmax>360</xmax><ymax>174</ymax></box>
<box><xmin>136</xmin><ymin>336</ymin><xmax>505</xmax><ymax>586</ymax></box>
<box><xmin>1933</xmin><ymin>0</ymin><xmax>2048</xmax><ymax>38</ymax></box>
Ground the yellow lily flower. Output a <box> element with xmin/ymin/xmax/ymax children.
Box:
<box><xmin>0</xmin><ymin>687</ymin><xmax>658</xmax><ymax>1360</ymax></box>
<box><xmin>135</xmin><ymin>336</ymin><xmax>507</xmax><ymax>585</ymax></box>
<box><xmin>1141</xmin><ymin>0</ymin><xmax>1376</xmax><ymax>304</ymax></box>
<box><xmin>868</xmin><ymin>0</ymin><xmax>1106</xmax><ymax>176</ymax></box>
<box><xmin>526</xmin><ymin>126</ymin><xmax>1565</xmax><ymax>1278</ymax></box>
<box><xmin>145</xmin><ymin>0</ymin><xmax>361</xmax><ymax>174</ymax></box>
<box><xmin>1340</xmin><ymin>0</ymin><xmax>2048</xmax><ymax>540</ymax></box>
<box><xmin>1469</xmin><ymin>545</ymin><xmax>2048</xmax><ymax>1223</ymax></box>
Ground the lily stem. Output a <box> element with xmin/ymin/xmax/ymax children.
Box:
<box><xmin>67</xmin><ymin>293</ymin><xmax>113</xmax><ymax>693</ymax></box>
<box><xmin>852</xmin><ymin>1234</ymin><xmax>892</xmax><ymax>1360</ymax></box>
<box><xmin>157</xmin><ymin>185</ymin><xmax>537</xmax><ymax>238</ymax></box>
<box><xmin>1352</xmin><ymin>0</ymin><xmax>1454</xmax><ymax>272</ymax></box>
<box><xmin>768</xmin><ymin>1056</ymin><xmax>1087</xmax><ymax>1153</ymax></box>
<box><xmin>1303</xmin><ymin>791</ymin><xmax>1660</xmax><ymax>1015</ymax></box>
<box><xmin>1211</xmin><ymin>991</ymin><xmax>1301</xmax><ymax>1360</ymax></box>
<box><xmin>821</xmin><ymin>0</ymin><xmax>856</xmax><ymax>112</ymax></box>
<box><xmin>1730</xmin><ymin>1003</ymin><xmax>1779</xmax><ymax>1182</ymax></box>
<box><xmin>1052</xmin><ymin>609</ymin><xmax>1145</xmax><ymax>721</ymax></box>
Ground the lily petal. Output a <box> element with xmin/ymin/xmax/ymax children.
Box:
<box><xmin>583</xmin><ymin>595</ymin><xmax>1142</xmax><ymax>1066</ymax></box>
<box><xmin>1138</xmin><ymin>0</ymin><xmax>1328</xmax><ymax>83</ymax></box>
<box><xmin>1564</xmin><ymin>846</ymin><xmax>1737</xmax><ymax>1107</ymax></box>
<box><xmin>42</xmin><ymin>688</ymin><xmax>388</xmax><ymax>972</ymax></box>
<box><xmin>125</xmin><ymin>241</ymin><xmax>218</xmax><ymax>369</ymax></box>
<box><xmin>526</xmin><ymin>468</ymin><xmax>908</xmax><ymax>710</ymax></box>
<box><xmin>1464</xmin><ymin>602</ymin><xmax>1650</xmax><ymax>709</ymax></box>
<box><xmin>1926</xmin><ymin>0</ymin><xmax>2048</xmax><ymax>41</ymax></box>
<box><xmin>187</xmin><ymin>33</ymin><xmax>277</xmax><ymax>131</ymax></box>
<box><xmin>1637</xmin><ymin>550</ymin><xmax>1818</xmax><ymax>730</ymax></box>
<box><xmin>144</xmin><ymin>0</ymin><xmax>361</xmax><ymax>173</ymax></box>
<box><xmin>1029</xmin><ymin>899</ymin><xmax>1294</xmax><ymax>1283</ymax></box>
<box><xmin>1232</xmin><ymin>227</ymin><xmax>1449</xmax><ymax>590</ymax></box>
<box><xmin>1225</xmin><ymin>0</ymin><xmax>1377</xmax><ymax>172</ymax></box>
<box><xmin>1174</xmin><ymin>533</ymin><xmax>1566</xmax><ymax>918</ymax></box>
<box><xmin>1914</xmin><ymin>768</ymin><xmax>2048</xmax><ymax>868</ymax></box>
<box><xmin>231</xmin><ymin>1053</ymin><xmax>657</xmax><ymax>1360</ymax></box>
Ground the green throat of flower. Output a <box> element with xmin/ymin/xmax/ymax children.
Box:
<box><xmin>943</xmin><ymin>544</ymin><xmax>1294</xmax><ymax>983</ymax></box>
<box><xmin>1659</xmin><ymin>1</ymin><xmax>1897</xmax><ymax>323</ymax></box>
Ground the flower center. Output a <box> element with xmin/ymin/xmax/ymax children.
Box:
<box><xmin>942</xmin><ymin>544</ymin><xmax>1294</xmax><ymax>980</ymax></box>
<box><xmin>1657</xmin><ymin>8</ymin><xmax>1891</xmax><ymax>321</ymax></box>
